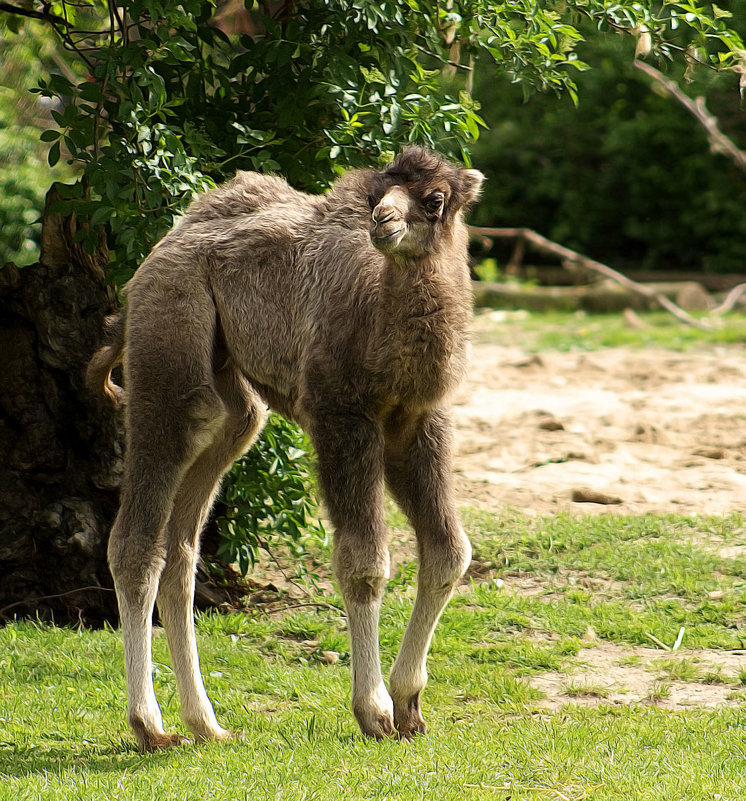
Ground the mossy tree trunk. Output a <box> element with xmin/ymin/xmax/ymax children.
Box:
<box><xmin>0</xmin><ymin>187</ymin><xmax>122</xmax><ymax>626</ymax></box>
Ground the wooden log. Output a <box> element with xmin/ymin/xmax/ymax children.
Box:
<box><xmin>472</xmin><ymin>279</ymin><xmax>710</xmax><ymax>313</ymax></box>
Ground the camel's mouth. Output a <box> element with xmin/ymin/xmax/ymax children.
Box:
<box><xmin>371</xmin><ymin>227</ymin><xmax>406</xmax><ymax>252</ymax></box>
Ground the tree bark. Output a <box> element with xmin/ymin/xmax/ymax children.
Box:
<box><xmin>0</xmin><ymin>186</ymin><xmax>122</xmax><ymax>626</ymax></box>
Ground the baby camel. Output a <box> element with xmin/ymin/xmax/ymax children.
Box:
<box><xmin>88</xmin><ymin>147</ymin><xmax>483</xmax><ymax>749</ymax></box>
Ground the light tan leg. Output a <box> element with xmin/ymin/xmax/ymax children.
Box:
<box><xmin>384</xmin><ymin>410</ymin><xmax>471</xmax><ymax>739</ymax></box>
<box><xmin>109</xmin><ymin>453</ymin><xmax>203</xmax><ymax>752</ymax></box>
<box><xmin>156</xmin><ymin>367</ymin><xmax>266</xmax><ymax>742</ymax></box>
<box><xmin>311</xmin><ymin>411</ymin><xmax>394</xmax><ymax>738</ymax></box>
<box><xmin>109</xmin><ymin>293</ymin><xmax>228</xmax><ymax>752</ymax></box>
<box><xmin>110</xmin><ymin>389</ymin><xmax>226</xmax><ymax>751</ymax></box>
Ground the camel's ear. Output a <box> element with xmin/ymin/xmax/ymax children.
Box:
<box><xmin>458</xmin><ymin>168</ymin><xmax>485</xmax><ymax>206</ymax></box>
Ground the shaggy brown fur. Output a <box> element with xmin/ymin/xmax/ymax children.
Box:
<box><xmin>88</xmin><ymin>147</ymin><xmax>483</xmax><ymax>749</ymax></box>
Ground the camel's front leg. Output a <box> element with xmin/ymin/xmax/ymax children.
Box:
<box><xmin>385</xmin><ymin>410</ymin><xmax>471</xmax><ymax>739</ymax></box>
<box><xmin>311</xmin><ymin>410</ymin><xmax>394</xmax><ymax>738</ymax></box>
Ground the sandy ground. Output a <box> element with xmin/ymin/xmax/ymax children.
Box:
<box><xmin>448</xmin><ymin>329</ymin><xmax>746</xmax><ymax>708</ymax></box>
<box><xmin>257</xmin><ymin>326</ymin><xmax>746</xmax><ymax>709</ymax></box>
<box><xmin>452</xmin><ymin>336</ymin><xmax>746</xmax><ymax>516</ymax></box>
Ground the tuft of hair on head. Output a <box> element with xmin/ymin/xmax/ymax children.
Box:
<box><xmin>382</xmin><ymin>146</ymin><xmax>484</xmax><ymax>209</ymax></box>
<box><xmin>383</xmin><ymin>146</ymin><xmax>449</xmax><ymax>183</ymax></box>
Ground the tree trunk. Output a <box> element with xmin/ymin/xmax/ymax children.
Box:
<box><xmin>0</xmin><ymin>186</ymin><xmax>122</xmax><ymax>626</ymax></box>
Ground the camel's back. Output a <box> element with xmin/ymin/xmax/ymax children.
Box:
<box><xmin>181</xmin><ymin>171</ymin><xmax>313</xmax><ymax>223</ymax></box>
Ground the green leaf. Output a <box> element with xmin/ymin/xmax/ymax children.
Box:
<box><xmin>47</xmin><ymin>140</ymin><xmax>61</xmax><ymax>167</ymax></box>
<box><xmin>361</xmin><ymin>65</ymin><xmax>386</xmax><ymax>84</ymax></box>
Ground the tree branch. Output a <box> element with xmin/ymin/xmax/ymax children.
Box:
<box><xmin>634</xmin><ymin>59</ymin><xmax>746</xmax><ymax>171</ymax></box>
<box><xmin>0</xmin><ymin>1</ymin><xmax>68</xmax><ymax>26</ymax></box>
<box><xmin>0</xmin><ymin>585</ymin><xmax>114</xmax><ymax>620</ymax></box>
<box><xmin>470</xmin><ymin>226</ymin><xmax>712</xmax><ymax>330</ymax></box>
<box><xmin>711</xmin><ymin>282</ymin><xmax>746</xmax><ymax>315</ymax></box>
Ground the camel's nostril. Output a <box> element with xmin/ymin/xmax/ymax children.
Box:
<box><xmin>372</xmin><ymin>208</ymin><xmax>396</xmax><ymax>225</ymax></box>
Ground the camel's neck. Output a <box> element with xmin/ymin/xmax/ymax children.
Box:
<box><xmin>379</xmin><ymin>244</ymin><xmax>471</xmax><ymax>326</ymax></box>
<box><xmin>370</xmin><ymin>245</ymin><xmax>472</xmax><ymax>409</ymax></box>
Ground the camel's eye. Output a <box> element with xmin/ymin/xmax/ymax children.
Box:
<box><xmin>424</xmin><ymin>193</ymin><xmax>444</xmax><ymax>215</ymax></box>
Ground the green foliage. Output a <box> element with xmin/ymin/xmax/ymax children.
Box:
<box><xmin>20</xmin><ymin>1</ymin><xmax>745</xmax><ymax>281</ymax></box>
<box><xmin>216</xmin><ymin>415</ymin><xmax>326</xmax><ymax>577</ymax></box>
<box><xmin>0</xmin><ymin>27</ymin><xmax>76</xmax><ymax>265</ymax></box>
<box><xmin>0</xmin><ymin>124</ymin><xmax>47</xmax><ymax>266</ymax></box>
<box><xmin>472</xmin><ymin>9</ymin><xmax>746</xmax><ymax>273</ymax></box>
<box><xmin>28</xmin><ymin>0</ymin><xmax>495</xmax><ymax>283</ymax></box>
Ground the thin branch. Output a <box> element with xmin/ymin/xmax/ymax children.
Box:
<box><xmin>415</xmin><ymin>42</ymin><xmax>473</xmax><ymax>72</ymax></box>
<box><xmin>711</xmin><ymin>282</ymin><xmax>746</xmax><ymax>315</ymax></box>
<box><xmin>0</xmin><ymin>1</ymin><xmax>69</xmax><ymax>25</ymax></box>
<box><xmin>634</xmin><ymin>59</ymin><xmax>746</xmax><ymax>171</ymax></box>
<box><xmin>0</xmin><ymin>585</ymin><xmax>114</xmax><ymax>619</ymax></box>
<box><xmin>267</xmin><ymin>601</ymin><xmax>344</xmax><ymax>615</ymax></box>
<box><xmin>470</xmin><ymin>226</ymin><xmax>712</xmax><ymax>330</ymax></box>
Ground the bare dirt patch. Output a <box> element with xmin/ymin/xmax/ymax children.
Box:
<box><xmin>251</xmin><ymin>324</ymin><xmax>746</xmax><ymax>710</ymax></box>
<box><xmin>528</xmin><ymin>642</ymin><xmax>746</xmax><ymax>710</ymax></box>
<box><xmin>452</xmin><ymin>335</ymin><xmax>746</xmax><ymax>517</ymax></box>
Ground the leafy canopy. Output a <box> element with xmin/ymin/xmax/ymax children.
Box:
<box><xmin>11</xmin><ymin>0</ymin><xmax>742</xmax><ymax>283</ymax></box>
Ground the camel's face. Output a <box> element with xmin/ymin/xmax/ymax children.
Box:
<box><xmin>367</xmin><ymin>150</ymin><xmax>484</xmax><ymax>260</ymax></box>
<box><xmin>368</xmin><ymin>183</ymin><xmax>446</xmax><ymax>258</ymax></box>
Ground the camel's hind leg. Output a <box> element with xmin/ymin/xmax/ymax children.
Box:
<box><xmin>109</xmin><ymin>388</ymin><xmax>225</xmax><ymax>752</ymax></box>
<box><xmin>108</xmin><ymin>289</ymin><xmax>229</xmax><ymax>752</ymax></box>
<box><xmin>156</xmin><ymin>363</ymin><xmax>266</xmax><ymax>743</ymax></box>
<box><xmin>384</xmin><ymin>410</ymin><xmax>471</xmax><ymax>739</ymax></box>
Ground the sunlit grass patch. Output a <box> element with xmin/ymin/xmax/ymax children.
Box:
<box><xmin>462</xmin><ymin>510</ymin><xmax>746</xmax><ymax>650</ymax></box>
<box><xmin>2</xmin><ymin>509</ymin><xmax>746</xmax><ymax>799</ymax></box>
<box><xmin>472</xmin><ymin>308</ymin><xmax>746</xmax><ymax>352</ymax></box>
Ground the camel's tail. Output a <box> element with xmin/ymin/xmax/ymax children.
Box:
<box><xmin>86</xmin><ymin>312</ymin><xmax>126</xmax><ymax>406</ymax></box>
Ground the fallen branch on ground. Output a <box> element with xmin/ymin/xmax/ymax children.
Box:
<box><xmin>711</xmin><ymin>282</ymin><xmax>746</xmax><ymax>315</ymax></box>
<box><xmin>470</xmin><ymin>226</ymin><xmax>712</xmax><ymax>330</ymax></box>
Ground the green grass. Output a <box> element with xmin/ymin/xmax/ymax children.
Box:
<box><xmin>1</xmin><ymin>511</ymin><xmax>746</xmax><ymax>799</ymax></box>
<box><xmin>472</xmin><ymin>309</ymin><xmax>746</xmax><ymax>351</ymax></box>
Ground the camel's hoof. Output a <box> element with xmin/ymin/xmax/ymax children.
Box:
<box><xmin>354</xmin><ymin>706</ymin><xmax>395</xmax><ymax>740</ymax></box>
<box><xmin>394</xmin><ymin>693</ymin><xmax>427</xmax><ymax>741</ymax></box>
<box><xmin>135</xmin><ymin>729</ymin><xmax>189</xmax><ymax>753</ymax></box>
<box><xmin>353</xmin><ymin>685</ymin><xmax>396</xmax><ymax>740</ymax></box>
<box><xmin>362</xmin><ymin>713</ymin><xmax>395</xmax><ymax>740</ymax></box>
<box><xmin>194</xmin><ymin>727</ymin><xmax>236</xmax><ymax>744</ymax></box>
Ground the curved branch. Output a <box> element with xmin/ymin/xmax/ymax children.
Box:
<box><xmin>0</xmin><ymin>1</ymin><xmax>69</xmax><ymax>25</ymax></box>
<box><xmin>634</xmin><ymin>59</ymin><xmax>746</xmax><ymax>171</ymax></box>
<box><xmin>470</xmin><ymin>226</ymin><xmax>712</xmax><ymax>330</ymax></box>
<box><xmin>0</xmin><ymin>585</ymin><xmax>115</xmax><ymax>620</ymax></box>
<box><xmin>711</xmin><ymin>282</ymin><xmax>746</xmax><ymax>315</ymax></box>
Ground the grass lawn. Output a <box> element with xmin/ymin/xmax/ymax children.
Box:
<box><xmin>2</xmin><ymin>510</ymin><xmax>745</xmax><ymax>801</ymax></box>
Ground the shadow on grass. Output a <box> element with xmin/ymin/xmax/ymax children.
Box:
<box><xmin>0</xmin><ymin>738</ymin><xmax>173</xmax><ymax>779</ymax></box>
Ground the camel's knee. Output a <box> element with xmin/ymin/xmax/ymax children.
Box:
<box><xmin>421</xmin><ymin>527</ymin><xmax>471</xmax><ymax>590</ymax></box>
<box><xmin>333</xmin><ymin>537</ymin><xmax>390</xmax><ymax>604</ymax></box>
<box><xmin>108</xmin><ymin>518</ymin><xmax>167</xmax><ymax>599</ymax></box>
<box><xmin>158</xmin><ymin>541</ymin><xmax>198</xmax><ymax>599</ymax></box>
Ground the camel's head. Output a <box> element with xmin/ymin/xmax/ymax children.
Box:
<box><xmin>367</xmin><ymin>147</ymin><xmax>484</xmax><ymax>259</ymax></box>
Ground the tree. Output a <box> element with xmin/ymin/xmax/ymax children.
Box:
<box><xmin>0</xmin><ymin>0</ymin><xmax>743</xmax><ymax>623</ymax></box>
